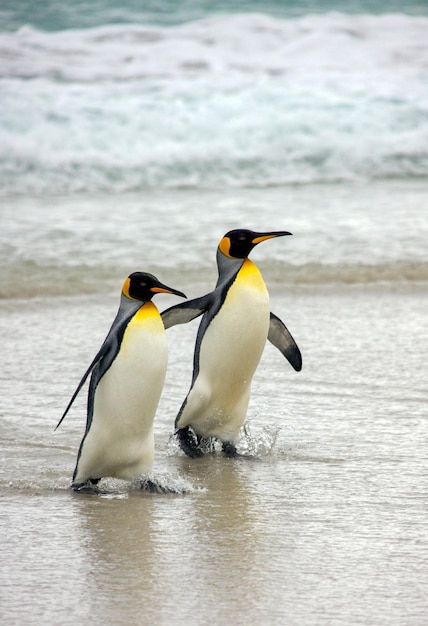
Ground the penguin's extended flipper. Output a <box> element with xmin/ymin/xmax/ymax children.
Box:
<box><xmin>161</xmin><ymin>293</ymin><xmax>212</xmax><ymax>330</ymax></box>
<box><xmin>55</xmin><ymin>305</ymin><xmax>139</xmax><ymax>430</ymax></box>
<box><xmin>268</xmin><ymin>312</ymin><xmax>302</xmax><ymax>372</ymax></box>
<box><xmin>55</xmin><ymin>348</ymin><xmax>104</xmax><ymax>431</ymax></box>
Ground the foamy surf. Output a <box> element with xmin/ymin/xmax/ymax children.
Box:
<box><xmin>2</xmin><ymin>14</ymin><xmax>427</xmax><ymax>80</ymax></box>
<box><xmin>1</xmin><ymin>13</ymin><xmax>427</xmax><ymax>195</ymax></box>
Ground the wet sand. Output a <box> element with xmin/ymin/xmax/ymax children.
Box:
<box><xmin>1</xmin><ymin>286</ymin><xmax>427</xmax><ymax>625</ymax></box>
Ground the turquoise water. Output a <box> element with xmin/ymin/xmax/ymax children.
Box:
<box><xmin>2</xmin><ymin>0</ymin><xmax>428</xmax><ymax>31</ymax></box>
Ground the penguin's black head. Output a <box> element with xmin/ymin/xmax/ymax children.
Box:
<box><xmin>218</xmin><ymin>229</ymin><xmax>292</xmax><ymax>259</ymax></box>
<box><xmin>122</xmin><ymin>272</ymin><xmax>186</xmax><ymax>302</ymax></box>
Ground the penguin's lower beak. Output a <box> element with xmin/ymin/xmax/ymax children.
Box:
<box><xmin>151</xmin><ymin>284</ymin><xmax>187</xmax><ymax>299</ymax></box>
<box><xmin>252</xmin><ymin>231</ymin><xmax>292</xmax><ymax>244</ymax></box>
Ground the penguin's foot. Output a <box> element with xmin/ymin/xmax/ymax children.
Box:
<box><xmin>71</xmin><ymin>478</ymin><xmax>103</xmax><ymax>494</ymax></box>
<box><xmin>221</xmin><ymin>441</ymin><xmax>259</xmax><ymax>460</ymax></box>
<box><xmin>222</xmin><ymin>441</ymin><xmax>239</xmax><ymax>457</ymax></box>
<box><xmin>140</xmin><ymin>478</ymin><xmax>185</xmax><ymax>495</ymax></box>
<box><xmin>176</xmin><ymin>426</ymin><xmax>204</xmax><ymax>458</ymax></box>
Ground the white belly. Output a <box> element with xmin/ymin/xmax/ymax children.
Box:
<box><xmin>178</xmin><ymin>261</ymin><xmax>270</xmax><ymax>441</ymax></box>
<box><xmin>75</xmin><ymin>304</ymin><xmax>167</xmax><ymax>482</ymax></box>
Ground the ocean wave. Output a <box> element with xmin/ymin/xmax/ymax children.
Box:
<box><xmin>1</xmin><ymin>12</ymin><xmax>427</xmax><ymax>194</ymax></box>
<box><xmin>1</xmin><ymin>259</ymin><xmax>427</xmax><ymax>300</ymax></box>
<box><xmin>0</xmin><ymin>75</ymin><xmax>427</xmax><ymax>194</ymax></box>
<box><xmin>1</xmin><ymin>13</ymin><xmax>428</xmax><ymax>81</ymax></box>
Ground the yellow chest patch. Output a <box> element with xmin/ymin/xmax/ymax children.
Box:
<box><xmin>236</xmin><ymin>258</ymin><xmax>267</xmax><ymax>292</ymax></box>
<box><xmin>119</xmin><ymin>301</ymin><xmax>165</xmax><ymax>359</ymax></box>
<box><xmin>127</xmin><ymin>302</ymin><xmax>164</xmax><ymax>333</ymax></box>
<box><xmin>133</xmin><ymin>301</ymin><xmax>159</xmax><ymax>323</ymax></box>
<box><xmin>221</xmin><ymin>258</ymin><xmax>269</xmax><ymax>321</ymax></box>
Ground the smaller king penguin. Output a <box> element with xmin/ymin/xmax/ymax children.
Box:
<box><xmin>56</xmin><ymin>272</ymin><xmax>186</xmax><ymax>492</ymax></box>
<box><xmin>162</xmin><ymin>229</ymin><xmax>302</xmax><ymax>458</ymax></box>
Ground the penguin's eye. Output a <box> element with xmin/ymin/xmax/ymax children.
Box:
<box><xmin>139</xmin><ymin>281</ymin><xmax>147</xmax><ymax>287</ymax></box>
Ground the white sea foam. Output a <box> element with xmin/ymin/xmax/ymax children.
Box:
<box><xmin>1</xmin><ymin>13</ymin><xmax>427</xmax><ymax>80</ymax></box>
<box><xmin>0</xmin><ymin>13</ymin><xmax>427</xmax><ymax>194</ymax></box>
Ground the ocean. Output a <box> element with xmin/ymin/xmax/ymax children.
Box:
<box><xmin>1</xmin><ymin>1</ymin><xmax>427</xmax><ymax>624</ymax></box>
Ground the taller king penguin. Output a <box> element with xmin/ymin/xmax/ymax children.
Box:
<box><xmin>162</xmin><ymin>229</ymin><xmax>302</xmax><ymax>458</ymax></box>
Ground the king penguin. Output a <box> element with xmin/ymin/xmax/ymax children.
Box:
<box><xmin>161</xmin><ymin>229</ymin><xmax>302</xmax><ymax>458</ymax></box>
<box><xmin>56</xmin><ymin>272</ymin><xmax>186</xmax><ymax>492</ymax></box>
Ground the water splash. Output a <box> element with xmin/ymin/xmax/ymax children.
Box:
<box><xmin>238</xmin><ymin>422</ymin><xmax>281</xmax><ymax>457</ymax></box>
<box><xmin>135</xmin><ymin>473</ymin><xmax>200</xmax><ymax>495</ymax></box>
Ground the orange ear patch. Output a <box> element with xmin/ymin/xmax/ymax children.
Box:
<box><xmin>121</xmin><ymin>277</ymin><xmax>132</xmax><ymax>299</ymax></box>
<box><xmin>218</xmin><ymin>236</ymin><xmax>232</xmax><ymax>257</ymax></box>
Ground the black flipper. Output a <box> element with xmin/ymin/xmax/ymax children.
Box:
<box><xmin>56</xmin><ymin>300</ymin><xmax>141</xmax><ymax>430</ymax></box>
<box><xmin>55</xmin><ymin>348</ymin><xmax>105</xmax><ymax>430</ymax></box>
<box><xmin>161</xmin><ymin>294</ymin><xmax>212</xmax><ymax>329</ymax></box>
<box><xmin>268</xmin><ymin>312</ymin><xmax>302</xmax><ymax>371</ymax></box>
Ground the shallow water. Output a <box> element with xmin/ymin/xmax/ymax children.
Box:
<box><xmin>1</xmin><ymin>283</ymin><xmax>427</xmax><ymax>625</ymax></box>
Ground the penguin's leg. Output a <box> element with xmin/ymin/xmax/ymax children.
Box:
<box><xmin>176</xmin><ymin>426</ymin><xmax>204</xmax><ymax>458</ymax></box>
